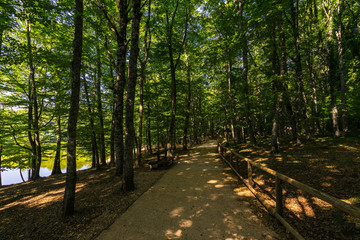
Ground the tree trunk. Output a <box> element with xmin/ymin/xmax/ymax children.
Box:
<box><xmin>183</xmin><ymin>48</ymin><xmax>191</xmax><ymax>150</ymax></box>
<box><xmin>84</xmin><ymin>77</ymin><xmax>100</xmax><ymax>169</ymax></box>
<box><xmin>242</xmin><ymin>45</ymin><xmax>256</xmax><ymax>146</ymax></box>
<box><xmin>95</xmin><ymin>35</ymin><xmax>106</xmax><ymax>166</ymax></box>
<box><xmin>167</xmin><ymin>44</ymin><xmax>177</xmax><ymax>156</ymax></box>
<box><xmin>291</xmin><ymin>0</ymin><xmax>310</xmax><ymax>140</ymax></box>
<box><xmin>63</xmin><ymin>0</ymin><xmax>83</xmax><ymax>217</ymax></box>
<box><xmin>236</xmin><ymin>0</ymin><xmax>256</xmax><ymax>146</ymax></box>
<box><xmin>123</xmin><ymin>0</ymin><xmax>141</xmax><ymax>192</ymax></box>
<box><xmin>114</xmin><ymin>0</ymin><xmax>128</xmax><ymax>176</ymax></box>
<box><xmin>0</xmin><ymin>143</ymin><xmax>2</xmax><ymax>186</ymax></box>
<box><xmin>137</xmin><ymin>67</ymin><xmax>144</xmax><ymax>166</ymax></box>
<box><xmin>110</xmin><ymin>63</ymin><xmax>115</xmax><ymax>166</ymax></box>
<box><xmin>335</xmin><ymin>1</ymin><xmax>348</xmax><ymax>133</ymax></box>
<box><xmin>26</xmin><ymin>18</ymin><xmax>42</xmax><ymax>180</ymax></box>
<box><xmin>52</xmin><ymin>114</ymin><xmax>62</xmax><ymax>175</ymax></box>
<box><xmin>146</xmin><ymin>102</ymin><xmax>152</xmax><ymax>154</ymax></box>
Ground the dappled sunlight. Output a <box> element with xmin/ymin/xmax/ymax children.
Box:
<box><xmin>207</xmin><ymin>180</ymin><xmax>218</xmax><ymax>184</ymax></box>
<box><xmin>165</xmin><ymin>229</ymin><xmax>182</xmax><ymax>239</ymax></box>
<box><xmin>170</xmin><ymin>207</ymin><xmax>184</xmax><ymax>218</ymax></box>
<box><xmin>93</xmin><ymin>141</ymin><xmax>278</xmax><ymax>239</ymax></box>
<box><xmin>179</xmin><ymin>219</ymin><xmax>193</xmax><ymax>228</ymax></box>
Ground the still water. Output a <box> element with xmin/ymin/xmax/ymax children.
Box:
<box><xmin>1</xmin><ymin>165</ymin><xmax>90</xmax><ymax>186</ymax></box>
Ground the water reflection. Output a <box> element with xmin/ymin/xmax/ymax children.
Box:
<box><xmin>1</xmin><ymin>164</ymin><xmax>90</xmax><ymax>186</ymax></box>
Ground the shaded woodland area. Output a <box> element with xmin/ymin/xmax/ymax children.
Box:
<box><xmin>0</xmin><ymin>0</ymin><xmax>360</xmax><ymax>232</ymax></box>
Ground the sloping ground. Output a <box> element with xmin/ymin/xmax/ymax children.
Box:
<box><xmin>0</xmin><ymin>162</ymin><xmax>169</xmax><ymax>240</ymax></box>
<box><xmin>225</xmin><ymin>136</ymin><xmax>360</xmax><ymax>239</ymax></box>
<box><xmin>97</xmin><ymin>141</ymin><xmax>279</xmax><ymax>240</ymax></box>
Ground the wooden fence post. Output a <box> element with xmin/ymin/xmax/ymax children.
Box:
<box><xmin>248</xmin><ymin>161</ymin><xmax>253</xmax><ymax>186</ymax></box>
<box><xmin>276</xmin><ymin>176</ymin><xmax>283</xmax><ymax>216</ymax></box>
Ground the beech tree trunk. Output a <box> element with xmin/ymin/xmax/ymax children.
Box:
<box><xmin>137</xmin><ymin>1</ymin><xmax>151</xmax><ymax>166</ymax></box>
<box><xmin>335</xmin><ymin>1</ymin><xmax>348</xmax><ymax>133</ymax></box>
<box><xmin>84</xmin><ymin>78</ymin><xmax>100</xmax><ymax>169</ymax></box>
<box><xmin>52</xmin><ymin>114</ymin><xmax>62</xmax><ymax>175</ymax></box>
<box><xmin>236</xmin><ymin>0</ymin><xmax>256</xmax><ymax>146</ymax></box>
<box><xmin>183</xmin><ymin>48</ymin><xmax>191</xmax><ymax>150</ymax></box>
<box><xmin>114</xmin><ymin>0</ymin><xmax>128</xmax><ymax>176</ymax></box>
<box><xmin>63</xmin><ymin>0</ymin><xmax>83</xmax><ymax>217</ymax></box>
<box><xmin>146</xmin><ymin>102</ymin><xmax>152</xmax><ymax>154</ymax></box>
<box><xmin>0</xmin><ymin>143</ymin><xmax>2</xmax><ymax>186</ymax></box>
<box><xmin>123</xmin><ymin>0</ymin><xmax>141</xmax><ymax>192</ymax></box>
<box><xmin>95</xmin><ymin>35</ymin><xmax>106</xmax><ymax>166</ymax></box>
<box><xmin>291</xmin><ymin>0</ymin><xmax>310</xmax><ymax>140</ymax></box>
<box><xmin>26</xmin><ymin>17</ymin><xmax>42</xmax><ymax>180</ymax></box>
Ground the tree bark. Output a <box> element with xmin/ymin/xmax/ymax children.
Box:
<box><xmin>146</xmin><ymin>102</ymin><xmax>152</xmax><ymax>154</ymax></box>
<box><xmin>63</xmin><ymin>0</ymin><xmax>83</xmax><ymax>217</ymax></box>
<box><xmin>137</xmin><ymin>1</ymin><xmax>151</xmax><ymax>166</ymax></box>
<box><xmin>95</xmin><ymin>35</ymin><xmax>106</xmax><ymax>166</ymax></box>
<box><xmin>183</xmin><ymin>48</ymin><xmax>191</xmax><ymax>150</ymax></box>
<box><xmin>123</xmin><ymin>0</ymin><xmax>141</xmax><ymax>192</ymax></box>
<box><xmin>109</xmin><ymin>62</ymin><xmax>115</xmax><ymax>165</ymax></box>
<box><xmin>52</xmin><ymin>114</ymin><xmax>62</xmax><ymax>175</ymax></box>
<box><xmin>26</xmin><ymin>18</ymin><xmax>42</xmax><ymax>180</ymax></box>
<box><xmin>84</xmin><ymin>78</ymin><xmax>100</xmax><ymax>169</ymax></box>
<box><xmin>335</xmin><ymin>0</ymin><xmax>348</xmax><ymax>133</ymax></box>
<box><xmin>236</xmin><ymin>0</ymin><xmax>256</xmax><ymax>146</ymax></box>
<box><xmin>291</xmin><ymin>0</ymin><xmax>310</xmax><ymax>140</ymax></box>
<box><xmin>114</xmin><ymin>0</ymin><xmax>128</xmax><ymax>176</ymax></box>
<box><xmin>0</xmin><ymin>143</ymin><xmax>2</xmax><ymax>186</ymax></box>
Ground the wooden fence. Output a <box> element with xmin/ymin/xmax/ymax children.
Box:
<box><xmin>218</xmin><ymin>142</ymin><xmax>360</xmax><ymax>240</ymax></box>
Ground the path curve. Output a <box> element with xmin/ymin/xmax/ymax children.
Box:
<box><xmin>97</xmin><ymin>141</ymin><xmax>278</xmax><ymax>240</ymax></box>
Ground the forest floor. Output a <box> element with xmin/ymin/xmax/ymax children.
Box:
<box><xmin>0</xmin><ymin>150</ymin><xmax>182</xmax><ymax>240</ymax></box>
<box><xmin>225</xmin><ymin>136</ymin><xmax>360</xmax><ymax>240</ymax></box>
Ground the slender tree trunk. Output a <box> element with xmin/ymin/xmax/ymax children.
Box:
<box><xmin>183</xmin><ymin>49</ymin><xmax>191</xmax><ymax>150</ymax></box>
<box><xmin>329</xmin><ymin>45</ymin><xmax>340</xmax><ymax>137</ymax></box>
<box><xmin>167</xmin><ymin>44</ymin><xmax>177</xmax><ymax>156</ymax></box>
<box><xmin>26</xmin><ymin>17</ymin><xmax>41</xmax><ymax>180</ymax></box>
<box><xmin>109</xmin><ymin>63</ymin><xmax>115</xmax><ymax>165</ymax></box>
<box><xmin>63</xmin><ymin>0</ymin><xmax>83</xmax><ymax>217</ymax></box>
<box><xmin>335</xmin><ymin>1</ymin><xmax>348</xmax><ymax>133</ymax></box>
<box><xmin>146</xmin><ymin>102</ymin><xmax>152</xmax><ymax>154</ymax></box>
<box><xmin>236</xmin><ymin>0</ymin><xmax>256</xmax><ymax>146</ymax></box>
<box><xmin>123</xmin><ymin>0</ymin><xmax>141</xmax><ymax>192</ymax></box>
<box><xmin>0</xmin><ymin>143</ymin><xmax>2</xmax><ymax>186</ymax></box>
<box><xmin>137</xmin><ymin>1</ymin><xmax>151</xmax><ymax>166</ymax></box>
<box><xmin>291</xmin><ymin>0</ymin><xmax>310</xmax><ymax>140</ymax></box>
<box><xmin>271</xmin><ymin>9</ymin><xmax>286</xmax><ymax>153</ymax></box>
<box><xmin>242</xmin><ymin>45</ymin><xmax>256</xmax><ymax>146</ymax></box>
<box><xmin>114</xmin><ymin>0</ymin><xmax>128</xmax><ymax>176</ymax></box>
<box><xmin>95</xmin><ymin>35</ymin><xmax>106</xmax><ymax>166</ymax></box>
<box><xmin>52</xmin><ymin>114</ymin><xmax>62</xmax><ymax>175</ymax></box>
<box><xmin>28</xmin><ymin>85</ymin><xmax>36</xmax><ymax>178</ymax></box>
<box><xmin>84</xmin><ymin>78</ymin><xmax>100</xmax><ymax>169</ymax></box>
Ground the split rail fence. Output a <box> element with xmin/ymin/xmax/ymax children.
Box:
<box><xmin>218</xmin><ymin>142</ymin><xmax>360</xmax><ymax>240</ymax></box>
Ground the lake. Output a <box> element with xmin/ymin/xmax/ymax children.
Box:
<box><xmin>1</xmin><ymin>164</ymin><xmax>90</xmax><ymax>186</ymax></box>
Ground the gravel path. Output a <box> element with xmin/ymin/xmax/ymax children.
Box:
<box><xmin>96</xmin><ymin>141</ymin><xmax>278</xmax><ymax>240</ymax></box>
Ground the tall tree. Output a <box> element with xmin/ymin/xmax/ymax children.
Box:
<box><xmin>137</xmin><ymin>0</ymin><xmax>151</xmax><ymax>167</ymax></box>
<box><xmin>164</xmin><ymin>0</ymin><xmax>188</xmax><ymax>155</ymax></box>
<box><xmin>95</xmin><ymin>34</ymin><xmax>106</xmax><ymax>166</ymax></box>
<box><xmin>63</xmin><ymin>0</ymin><xmax>83</xmax><ymax>217</ymax></box>
<box><xmin>122</xmin><ymin>0</ymin><xmax>141</xmax><ymax>192</ymax></box>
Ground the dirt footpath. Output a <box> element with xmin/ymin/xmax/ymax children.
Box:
<box><xmin>96</xmin><ymin>141</ymin><xmax>278</xmax><ymax>240</ymax></box>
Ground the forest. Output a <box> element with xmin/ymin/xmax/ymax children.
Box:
<box><xmin>0</xmin><ymin>0</ymin><xmax>360</xmax><ymax>228</ymax></box>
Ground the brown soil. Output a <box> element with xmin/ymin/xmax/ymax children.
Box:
<box><xmin>223</xmin><ymin>136</ymin><xmax>360</xmax><ymax>240</ymax></box>
<box><xmin>0</xmin><ymin>156</ymin><xmax>171</xmax><ymax>240</ymax></box>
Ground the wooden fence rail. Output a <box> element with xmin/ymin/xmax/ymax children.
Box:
<box><xmin>218</xmin><ymin>143</ymin><xmax>360</xmax><ymax>240</ymax></box>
